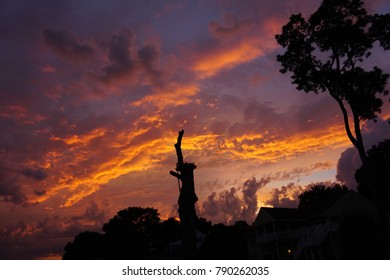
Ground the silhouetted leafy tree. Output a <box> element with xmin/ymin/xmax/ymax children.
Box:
<box><xmin>101</xmin><ymin>207</ymin><xmax>161</xmax><ymax>259</ymax></box>
<box><xmin>355</xmin><ymin>139</ymin><xmax>390</xmax><ymax>212</ymax></box>
<box><xmin>276</xmin><ymin>0</ymin><xmax>390</xmax><ymax>164</ymax></box>
<box><xmin>103</xmin><ymin>207</ymin><xmax>160</xmax><ymax>236</ymax></box>
<box><xmin>298</xmin><ymin>184</ymin><xmax>349</xmax><ymax>209</ymax></box>
<box><xmin>63</xmin><ymin>231</ymin><xmax>105</xmax><ymax>260</ymax></box>
<box><xmin>63</xmin><ymin>207</ymin><xmax>163</xmax><ymax>260</ymax></box>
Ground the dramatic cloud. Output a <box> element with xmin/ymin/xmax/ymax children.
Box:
<box><xmin>201</xmin><ymin>188</ymin><xmax>242</xmax><ymax>224</ymax></box>
<box><xmin>200</xmin><ymin>177</ymin><xmax>269</xmax><ymax>224</ymax></box>
<box><xmin>241</xmin><ymin>177</ymin><xmax>271</xmax><ymax>221</ymax></box>
<box><xmin>336</xmin><ymin>117</ymin><xmax>390</xmax><ymax>189</ymax></box>
<box><xmin>137</xmin><ymin>43</ymin><xmax>163</xmax><ymax>87</ymax></box>
<box><xmin>336</xmin><ymin>147</ymin><xmax>362</xmax><ymax>189</ymax></box>
<box><xmin>22</xmin><ymin>168</ymin><xmax>48</xmax><ymax>181</ymax></box>
<box><xmin>0</xmin><ymin>167</ymin><xmax>26</xmax><ymax>205</ymax></box>
<box><xmin>101</xmin><ymin>29</ymin><xmax>137</xmax><ymax>83</ymax></box>
<box><xmin>265</xmin><ymin>183</ymin><xmax>306</xmax><ymax>208</ymax></box>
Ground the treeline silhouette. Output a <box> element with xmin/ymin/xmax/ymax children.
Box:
<box><xmin>62</xmin><ymin>207</ymin><xmax>250</xmax><ymax>260</ymax></box>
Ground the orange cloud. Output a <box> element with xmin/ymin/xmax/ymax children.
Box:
<box><xmin>191</xmin><ymin>15</ymin><xmax>284</xmax><ymax>79</ymax></box>
<box><xmin>132</xmin><ymin>83</ymin><xmax>199</xmax><ymax>109</ymax></box>
<box><xmin>192</xmin><ymin>40</ymin><xmax>263</xmax><ymax>78</ymax></box>
<box><xmin>28</xmin><ymin>116</ymin><xmax>350</xmax><ymax>208</ymax></box>
<box><xmin>0</xmin><ymin>105</ymin><xmax>46</xmax><ymax>124</ymax></box>
<box><xmin>218</xmin><ymin>124</ymin><xmax>351</xmax><ymax>163</ymax></box>
<box><xmin>31</xmin><ymin>129</ymin><xmax>223</xmax><ymax>207</ymax></box>
<box><xmin>60</xmin><ymin>128</ymin><xmax>108</xmax><ymax>146</ymax></box>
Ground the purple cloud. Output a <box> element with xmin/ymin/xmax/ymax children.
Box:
<box><xmin>200</xmin><ymin>177</ymin><xmax>269</xmax><ymax>224</ymax></box>
<box><xmin>43</xmin><ymin>28</ymin><xmax>95</xmax><ymax>61</ymax></box>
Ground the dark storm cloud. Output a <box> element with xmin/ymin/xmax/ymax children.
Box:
<box><xmin>137</xmin><ymin>43</ymin><xmax>163</xmax><ymax>87</ymax></box>
<box><xmin>138</xmin><ymin>44</ymin><xmax>159</xmax><ymax>70</ymax></box>
<box><xmin>101</xmin><ymin>29</ymin><xmax>137</xmax><ymax>83</ymax></box>
<box><xmin>42</xmin><ymin>28</ymin><xmax>95</xmax><ymax>61</ymax></box>
<box><xmin>22</xmin><ymin>168</ymin><xmax>48</xmax><ymax>181</ymax></box>
<box><xmin>101</xmin><ymin>30</ymin><xmax>165</xmax><ymax>86</ymax></box>
<box><xmin>0</xmin><ymin>179</ymin><xmax>26</xmax><ymax>205</ymax></box>
<box><xmin>34</xmin><ymin>190</ymin><xmax>46</xmax><ymax>196</ymax></box>
<box><xmin>0</xmin><ymin>166</ymin><xmax>26</xmax><ymax>205</ymax></box>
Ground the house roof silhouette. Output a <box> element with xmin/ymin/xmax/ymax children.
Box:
<box><xmin>255</xmin><ymin>191</ymin><xmax>384</xmax><ymax>226</ymax></box>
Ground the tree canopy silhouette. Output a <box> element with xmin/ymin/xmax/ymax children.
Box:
<box><xmin>298</xmin><ymin>183</ymin><xmax>349</xmax><ymax>209</ymax></box>
<box><xmin>276</xmin><ymin>0</ymin><xmax>390</xmax><ymax>164</ymax></box>
<box><xmin>102</xmin><ymin>206</ymin><xmax>160</xmax><ymax>236</ymax></box>
<box><xmin>63</xmin><ymin>231</ymin><xmax>105</xmax><ymax>260</ymax></box>
<box><xmin>63</xmin><ymin>207</ymin><xmax>164</xmax><ymax>260</ymax></box>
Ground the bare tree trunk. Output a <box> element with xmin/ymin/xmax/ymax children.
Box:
<box><xmin>170</xmin><ymin>130</ymin><xmax>198</xmax><ymax>259</ymax></box>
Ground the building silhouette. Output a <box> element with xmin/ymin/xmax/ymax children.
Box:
<box><xmin>248</xmin><ymin>191</ymin><xmax>390</xmax><ymax>259</ymax></box>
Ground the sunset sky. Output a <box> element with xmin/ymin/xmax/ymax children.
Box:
<box><xmin>1</xmin><ymin>0</ymin><xmax>390</xmax><ymax>259</ymax></box>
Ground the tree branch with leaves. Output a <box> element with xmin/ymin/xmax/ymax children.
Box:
<box><xmin>276</xmin><ymin>0</ymin><xmax>390</xmax><ymax>164</ymax></box>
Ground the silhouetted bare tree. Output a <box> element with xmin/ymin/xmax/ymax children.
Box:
<box><xmin>170</xmin><ymin>130</ymin><xmax>198</xmax><ymax>259</ymax></box>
